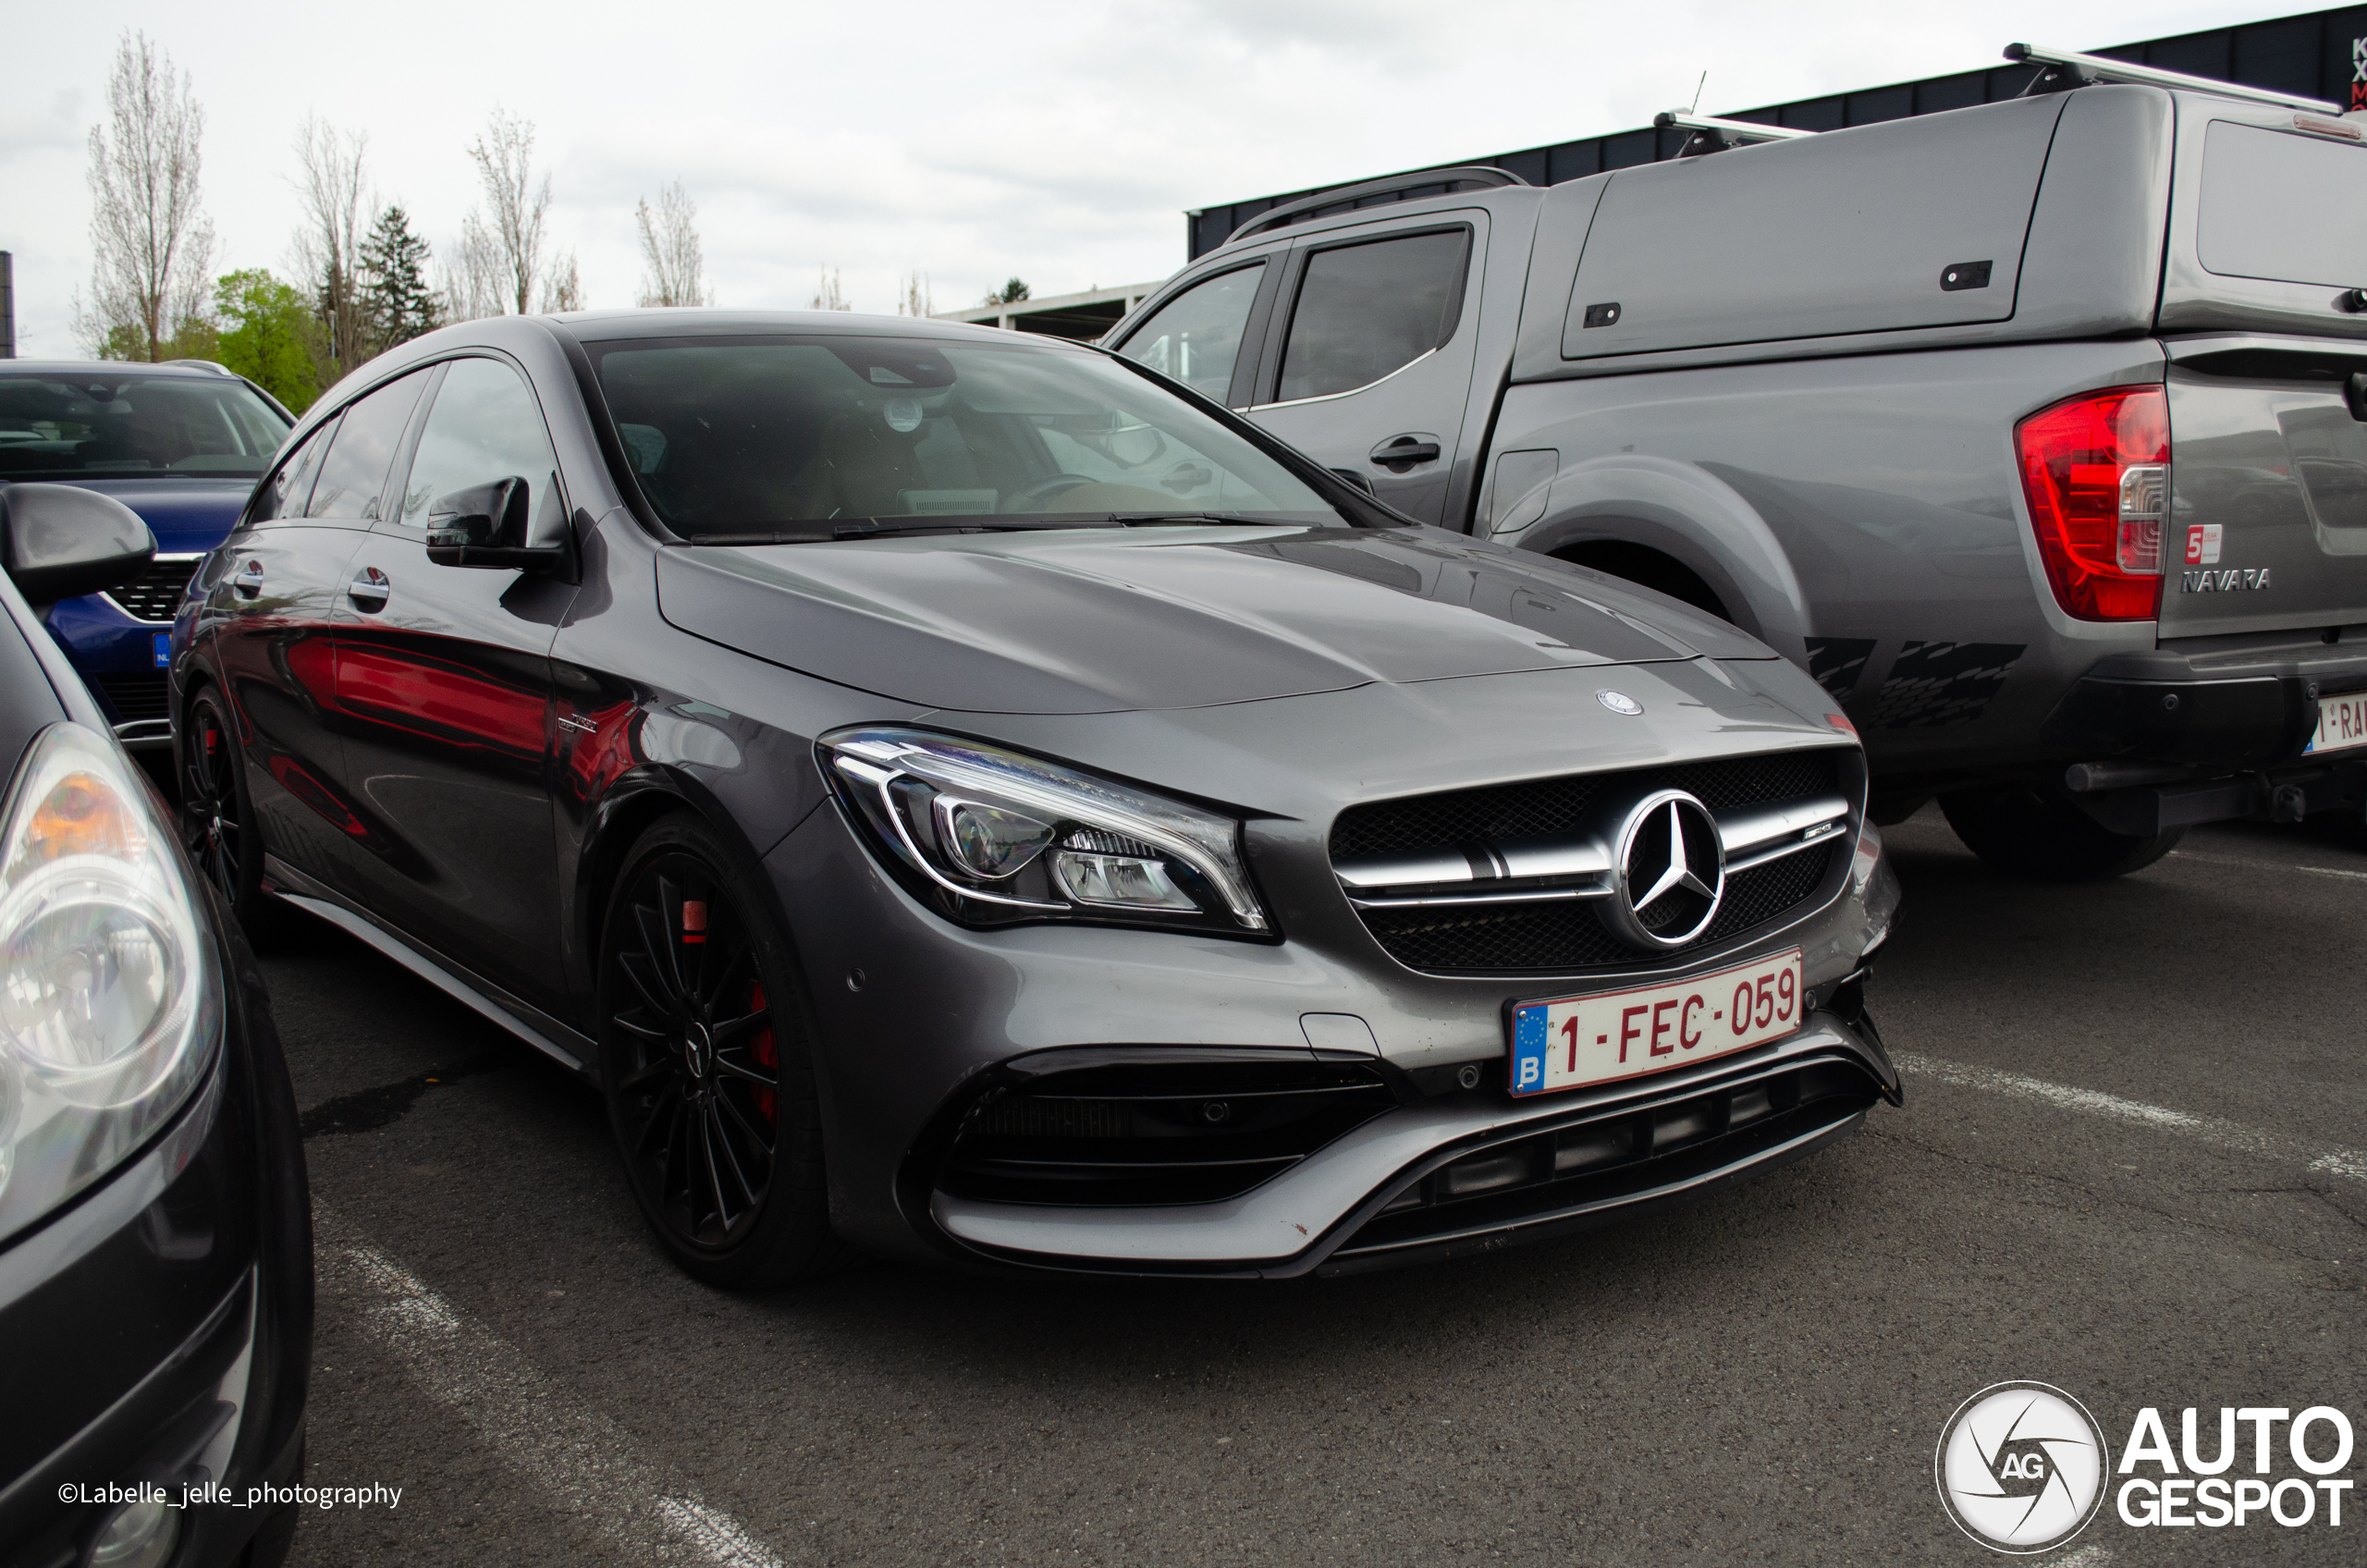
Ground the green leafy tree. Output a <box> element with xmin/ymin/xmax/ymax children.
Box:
<box><xmin>984</xmin><ymin>276</ymin><xmax>1030</xmax><ymax>306</ymax></box>
<box><xmin>214</xmin><ymin>270</ymin><xmax>323</xmax><ymax>412</ymax></box>
<box><xmin>358</xmin><ymin>203</ymin><xmax>439</xmax><ymax>351</ymax></box>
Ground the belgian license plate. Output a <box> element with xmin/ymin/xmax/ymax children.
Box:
<box><xmin>1508</xmin><ymin>949</ymin><xmax>1805</xmax><ymax>1097</ymax></box>
<box><xmin>2303</xmin><ymin>690</ymin><xmax>2367</xmax><ymax>755</ymax></box>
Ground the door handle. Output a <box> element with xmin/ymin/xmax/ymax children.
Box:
<box><xmin>232</xmin><ymin>558</ymin><xmax>264</xmax><ymax>598</ymax></box>
<box><xmin>1369</xmin><ymin>435</ymin><xmax>1441</xmax><ymax>469</ymax></box>
<box><xmin>348</xmin><ymin>567</ymin><xmax>390</xmax><ymax>612</ymax></box>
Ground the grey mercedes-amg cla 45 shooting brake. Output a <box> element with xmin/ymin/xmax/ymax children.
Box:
<box><xmin>173</xmin><ymin>309</ymin><xmax>1901</xmax><ymax>1283</ymax></box>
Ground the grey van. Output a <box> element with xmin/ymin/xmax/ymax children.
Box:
<box><xmin>1110</xmin><ymin>50</ymin><xmax>2367</xmax><ymax>879</ymax></box>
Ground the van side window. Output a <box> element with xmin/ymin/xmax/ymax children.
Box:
<box><xmin>304</xmin><ymin>372</ymin><xmax>429</xmax><ymax>521</ymax></box>
<box><xmin>1277</xmin><ymin>230</ymin><xmax>1469</xmax><ymax>403</ymax></box>
<box><xmin>250</xmin><ymin>416</ymin><xmax>339</xmax><ymax>523</ymax></box>
<box><xmin>1115</xmin><ymin>263</ymin><xmax>1266</xmax><ymax>402</ymax></box>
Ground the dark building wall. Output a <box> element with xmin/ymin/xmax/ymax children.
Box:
<box><xmin>1185</xmin><ymin>6</ymin><xmax>2367</xmax><ymax>259</ymax></box>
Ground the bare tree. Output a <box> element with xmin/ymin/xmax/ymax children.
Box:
<box><xmin>438</xmin><ymin>214</ymin><xmax>505</xmax><ymax>325</ymax></box>
<box><xmin>288</xmin><ymin>114</ymin><xmax>371</xmax><ymax>374</ymax></box>
<box><xmin>896</xmin><ymin>272</ymin><xmax>933</xmax><ymax>318</ymax></box>
<box><xmin>464</xmin><ymin>110</ymin><xmax>550</xmax><ymax>316</ymax></box>
<box><xmin>541</xmin><ymin>251</ymin><xmax>583</xmax><ymax>313</ymax></box>
<box><xmin>810</xmin><ymin>268</ymin><xmax>850</xmax><ymax>312</ymax></box>
<box><xmin>75</xmin><ymin>31</ymin><xmax>215</xmax><ymax>361</ymax></box>
<box><xmin>634</xmin><ymin>180</ymin><xmax>711</xmax><ymax>308</ymax></box>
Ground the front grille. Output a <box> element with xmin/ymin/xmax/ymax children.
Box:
<box><xmin>938</xmin><ymin>1057</ymin><xmax>1400</xmax><ymax>1207</ymax></box>
<box><xmin>1332</xmin><ymin>752</ymin><xmax>1840</xmax><ymax>861</ymax></box>
<box><xmin>1332</xmin><ymin>1059</ymin><xmax>1879</xmax><ymax>1263</ymax></box>
<box><xmin>101</xmin><ymin>556</ymin><xmax>199</xmax><ymax>623</ymax></box>
<box><xmin>94</xmin><ymin>673</ymin><xmax>172</xmax><ymax>724</ymax></box>
<box><xmin>1332</xmin><ymin>750</ymin><xmax>1851</xmax><ymax>976</ymax></box>
<box><xmin>1359</xmin><ymin>841</ymin><xmax>1836</xmax><ymax>973</ymax></box>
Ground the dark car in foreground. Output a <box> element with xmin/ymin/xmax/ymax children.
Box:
<box><xmin>175</xmin><ymin>308</ymin><xmax>1899</xmax><ymax>1284</ymax></box>
<box><xmin>0</xmin><ymin>486</ymin><xmax>310</xmax><ymax>1566</ymax></box>
<box><xmin>0</xmin><ymin>361</ymin><xmax>293</xmax><ymax>753</ymax></box>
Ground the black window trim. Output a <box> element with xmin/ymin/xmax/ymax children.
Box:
<box><xmin>1251</xmin><ymin>221</ymin><xmax>1477</xmax><ymax>410</ymax></box>
<box><xmin>372</xmin><ymin>349</ymin><xmax>571</xmax><ymax>541</ymax></box>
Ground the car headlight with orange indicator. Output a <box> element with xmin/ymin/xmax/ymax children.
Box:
<box><xmin>0</xmin><ymin>723</ymin><xmax>218</xmax><ymax>1243</ymax></box>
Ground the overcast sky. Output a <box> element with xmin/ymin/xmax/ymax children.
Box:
<box><xmin>0</xmin><ymin>0</ymin><xmax>2321</xmax><ymax>353</ymax></box>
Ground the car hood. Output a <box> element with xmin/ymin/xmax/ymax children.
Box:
<box><xmin>0</xmin><ymin>476</ymin><xmax>254</xmax><ymax>555</ymax></box>
<box><xmin>655</xmin><ymin>523</ymin><xmax>1773</xmax><ymax>715</ymax></box>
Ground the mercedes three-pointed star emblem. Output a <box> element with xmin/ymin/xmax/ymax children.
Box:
<box><xmin>1601</xmin><ymin>790</ymin><xmax>1726</xmax><ymax>949</ymax></box>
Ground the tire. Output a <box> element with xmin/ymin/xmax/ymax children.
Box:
<box><xmin>595</xmin><ymin>814</ymin><xmax>849</xmax><ymax>1288</ymax></box>
<box><xmin>178</xmin><ymin>688</ymin><xmax>290</xmax><ymax>944</ymax></box>
<box><xmin>1939</xmin><ymin>784</ymin><xmax>2186</xmax><ymax>882</ymax></box>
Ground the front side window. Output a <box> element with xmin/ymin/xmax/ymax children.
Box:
<box><xmin>1275</xmin><ymin>229</ymin><xmax>1469</xmax><ymax>403</ymax></box>
<box><xmin>0</xmin><ymin>372</ymin><xmax>289</xmax><ymax>481</ymax></box>
<box><xmin>590</xmin><ymin>335</ymin><xmax>1338</xmax><ymax>534</ymax></box>
<box><xmin>305</xmin><ymin>372</ymin><xmax>428</xmax><ymax>521</ymax></box>
<box><xmin>251</xmin><ymin>416</ymin><xmax>338</xmax><ymax>524</ymax></box>
<box><xmin>395</xmin><ymin>359</ymin><xmax>563</xmax><ymax>535</ymax></box>
<box><xmin>1113</xmin><ymin>264</ymin><xmax>1265</xmax><ymax>403</ymax></box>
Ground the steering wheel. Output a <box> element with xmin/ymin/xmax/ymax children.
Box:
<box><xmin>1002</xmin><ymin>473</ymin><xmax>1100</xmax><ymax>512</ymax></box>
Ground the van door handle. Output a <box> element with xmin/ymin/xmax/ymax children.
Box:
<box><xmin>232</xmin><ymin>558</ymin><xmax>264</xmax><ymax>598</ymax></box>
<box><xmin>1369</xmin><ymin>435</ymin><xmax>1441</xmax><ymax>469</ymax></box>
<box><xmin>348</xmin><ymin>567</ymin><xmax>390</xmax><ymax>612</ymax></box>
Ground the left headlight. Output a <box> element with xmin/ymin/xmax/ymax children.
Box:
<box><xmin>819</xmin><ymin>727</ymin><xmax>1271</xmax><ymax>936</ymax></box>
<box><xmin>0</xmin><ymin>722</ymin><xmax>219</xmax><ymax>1243</ymax></box>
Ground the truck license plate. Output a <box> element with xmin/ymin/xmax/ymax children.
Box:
<box><xmin>2303</xmin><ymin>690</ymin><xmax>2367</xmax><ymax>755</ymax></box>
<box><xmin>1508</xmin><ymin>949</ymin><xmax>1804</xmax><ymax>1097</ymax></box>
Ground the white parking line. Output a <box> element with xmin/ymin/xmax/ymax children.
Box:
<box><xmin>315</xmin><ymin>1207</ymin><xmax>785</xmax><ymax>1567</ymax></box>
<box><xmin>2170</xmin><ymin>851</ymin><xmax>2367</xmax><ymax>883</ymax></box>
<box><xmin>1895</xmin><ymin>1053</ymin><xmax>2367</xmax><ymax>1185</ymax></box>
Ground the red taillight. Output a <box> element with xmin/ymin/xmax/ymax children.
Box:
<box><xmin>2015</xmin><ymin>385</ymin><xmax>2169</xmax><ymax>621</ymax></box>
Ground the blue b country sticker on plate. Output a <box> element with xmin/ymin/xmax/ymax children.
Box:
<box><xmin>1510</xmin><ymin>1006</ymin><xmax>1551</xmax><ymax>1094</ymax></box>
<box><xmin>152</xmin><ymin>631</ymin><xmax>172</xmax><ymax>668</ymax></box>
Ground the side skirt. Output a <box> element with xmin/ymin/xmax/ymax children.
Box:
<box><xmin>262</xmin><ymin>855</ymin><xmax>596</xmax><ymax>1079</ymax></box>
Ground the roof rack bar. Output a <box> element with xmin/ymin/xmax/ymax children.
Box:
<box><xmin>2004</xmin><ymin>42</ymin><xmax>2344</xmax><ymax>116</ymax></box>
<box><xmin>1223</xmin><ymin>165</ymin><xmax>1527</xmax><ymax>248</ymax></box>
<box><xmin>1651</xmin><ymin>110</ymin><xmax>1816</xmax><ymax>157</ymax></box>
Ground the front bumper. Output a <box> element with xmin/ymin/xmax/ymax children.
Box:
<box><xmin>0</xmin><ymin>913</ymin><xmax>312</xmax><ymax>1568</ymax></box>
<box><xmin>772</xmin><ymin>766</ymin><xmax>1901</xmax><ymax>1275</ymax></box>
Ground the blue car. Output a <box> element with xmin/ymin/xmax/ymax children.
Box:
<box><xmin>0</xmin><ymin>361</ymin><xmax>293</xmax><ymax>751</ymax></box>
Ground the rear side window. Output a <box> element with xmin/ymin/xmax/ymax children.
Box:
<box><xmin>393</xmin><ymin>359</ymin><xmax>564</xmax><ymax>535</ymax></box>
<box><xmin>1115</xmin><ymin>263</ymin><xmax>1265</xmax><ymax>402</ymax></box>
<box><xmin>251</xmin><ymin>416</ymin><xmax>338</xmax><ymax>523</ymax></box>
<box><xmin>1276</xmin><ymin>229</ymin><xmax>1468</xmax><ymax>403</ymax></box>
<box><xmin>304</xmin><ymin>372</ymin><xmax>427</xmax><ymax>521</ymax></box>
<box><xmin>2198</xmin><ymin>121</ymin><xmax>2367</xmax><ymax>288</ymax></box>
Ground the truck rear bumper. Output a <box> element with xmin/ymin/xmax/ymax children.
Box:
<box><xmin>2041</xmin><ymin>642</ymin><xmax>2367</xmax><ymax>830</ymax></box>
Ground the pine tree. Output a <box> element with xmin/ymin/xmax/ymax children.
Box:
<box><xmin>359</xmin><ymin>203</ymin><xmax>439</xmax><ymax>352</ymax></box>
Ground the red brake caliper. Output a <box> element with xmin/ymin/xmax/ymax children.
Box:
<box><xmin>748</xmin><ymin>983</ymin><xmax>778</xmax><ymax>1125</ymax></box>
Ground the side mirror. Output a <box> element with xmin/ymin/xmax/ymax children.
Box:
<box><xmin>0</xmin><ymin>484</ymin><xmax>157</xmax><ymax>606</ymax></box>
<box><xmin>425</xmin><ymin>477</ymin><xmax>568</xmax><ymax>572</ymax></box>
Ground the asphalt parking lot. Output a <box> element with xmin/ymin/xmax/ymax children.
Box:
<box><xmin>266</xmin><ymin>806</ymin><xmax>2366</xmax><ymax>1567</ymax></box>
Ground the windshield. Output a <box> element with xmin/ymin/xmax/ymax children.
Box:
<box><xmin>588</xmin><ymin>335</ymin><xmax>1343</xmax><ymax>534</ymax></box>
<box><xmin>0</xmin><ymin>372</ymin><xmax>290</xmax><ymax>481</ymax></box>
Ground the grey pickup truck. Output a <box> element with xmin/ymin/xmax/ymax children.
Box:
<box><xmin>1108</xmin><ymin>46</ymin><xmax>2367</xmax><ymax>880</ymax></box>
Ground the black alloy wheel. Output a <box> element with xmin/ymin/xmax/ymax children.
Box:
<box><xmin>178</xmin><ymin>689</ymin><xmax>284</xmax><ymax>937</ymax></box>
<box><xmin>596</xmin><ymin>815</ymin><xmax>844</xmax><ymax>1287</ymax></box>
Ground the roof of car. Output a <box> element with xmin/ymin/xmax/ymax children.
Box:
<box><xmin>0</xmin><ymin>359</ymin><xmax>251</xmax><ymax>378</ymax></box>
<box><xmin>549</xmin><ymin>309</ymin><xmax>1080</xmax><ymax>348</ymax></box>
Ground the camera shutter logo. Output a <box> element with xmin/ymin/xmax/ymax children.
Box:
<box><xmin>1935</xmin><ymin>1382</ymin><xmax>2111</xmax><ymax>1553</ymax></box>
